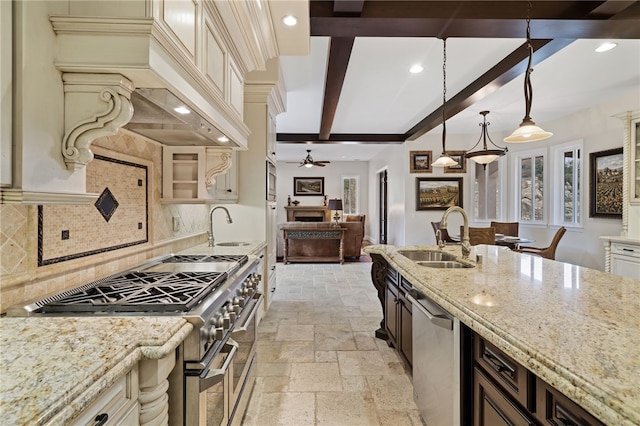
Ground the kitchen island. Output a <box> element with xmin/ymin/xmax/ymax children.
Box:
<box><xmin>365</xmin><ymin>244</ymin><xmax>639</xmax><ymax>426</ymax></box>
<box><xmin>0</xmin><ymin>241</ymin><xmax>265</xmax><ymax>425</ymax></box>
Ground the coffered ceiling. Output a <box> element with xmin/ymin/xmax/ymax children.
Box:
<box><xmin>275</xmin><ymin>0</ymin><xmax>640</xmax><ymax>162</ymax></box>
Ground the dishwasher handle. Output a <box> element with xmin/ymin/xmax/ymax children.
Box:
<box><xmin>406</xmin><ymin>291</ymin><xmax>453</xmax><ymax>330</ymax></box>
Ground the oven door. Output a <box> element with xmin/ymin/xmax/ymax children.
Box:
<box><xmin>184</xmin><ymin>338</ymin><xmax>237</xmax><ymax>426</ymax></box>
<box><xmin>229</xmin><ymin>292</ymin><xmax>263</xmax><ymax>424</ymax></box>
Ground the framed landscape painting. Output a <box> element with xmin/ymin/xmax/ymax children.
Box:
<box><xmin>294</xmin><ymin>177</ymin><xmax>325</xmax><ymax>196</ymax></box>
<box><xmin>444</xmin><ymin>151</ymin><xmax>467</xmax><ymax>173</ymax></box>
<box><xmin>416</xmin><ymin>177</ymin><xmax>463</xmax><ymax>211</ymax></box>
<box><xmin>409</xmin><ymin>150</ymin><xmax>433</xmax><ymax>173</ymax></box>
<box><xmin>589</xmin><ymin>148</ymin><xmax>623</xmax><ymax>218</ymax></box>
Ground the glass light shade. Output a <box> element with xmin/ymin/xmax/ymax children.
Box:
<box><xmin>304</xmin><ymin>163</ymin><xmax>313</xmax><ymax>168</ymax></box>
<box><xmin>466</xmin><ymin>152</ymin><xmax>501</xmax><ymax>165</ymax></box>
<box><xmin>504</xmin><ymin>121</ymin><xmax>553</xmax><ymax>143</ymax></box>
<box><xmin>431</xmin><ymin>154</ymin><xmax>458</xmax><ymax>167</ymax></box>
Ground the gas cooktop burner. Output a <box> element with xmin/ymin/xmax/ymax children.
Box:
<box><xmin>162</xmin><ymin>254</ymin><xmax>248</xmax><ymax>264</ymax></box>
<box><xmin>38</xmin><ymin>271</ymin><xmax>226</xmax><ymax>313</ymax></box>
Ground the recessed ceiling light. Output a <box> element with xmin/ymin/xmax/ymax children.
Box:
<box><xmin>409</xmin><ymin>64</ymin><xmax>424</xmax><ymax>74</ymax></box>
<box><xmin>174</xmin><ymin>106</ymin><xmax>190</xmax><ymax>115</ymax></box>
<box><xmin>595</xmin><ymin>42</ymin><xmax>617</xmax><ymax>53</ymax></box>
<box><xmin>282</xmin><ymin>15</ymin><xmax>297</xmax><ymax>26</ymax></box>
<box><xmin>217</xmin><ymin>136</ymin><xmax>229</xmax><ymax>143</ymax></box>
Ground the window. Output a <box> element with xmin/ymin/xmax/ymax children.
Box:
<box><xmin>472</xmin><ymin>160</ymin><xmax>503</xmax><ymax>221</ymax></box>
<box><xmin>515</xmin><ymin>149</ymin><xmax>546</xmax><ymax>224</ymax></box>
<box><xmin>342</xmin><ymin>176</ymin><xmax>359</xmax><ymax>215</ymax></box>
<box><xmin>552</xmin><ymin>140</ymin><xmax>582</xmax><ymax>227</ymax></box>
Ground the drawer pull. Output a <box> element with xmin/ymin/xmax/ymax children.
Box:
<box><xmin>484</xmin><ymin>347</ymin><xmax>516</xmax><ymax>377</ymax></box>
<box><xmin>622</xmin><ymin>248</ymin><xmax>634</xmax><ymax>252</ymax></box>
<box><xmin>94</xmin><ymin>413</ymin><xmax>109</xmax><ymax>426</ymax></box>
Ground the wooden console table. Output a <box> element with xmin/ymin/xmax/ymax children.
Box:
<box><xmin>283</xmin><ymin>227</ymin><xmax>346</xmax><ymax>264</ymax></box>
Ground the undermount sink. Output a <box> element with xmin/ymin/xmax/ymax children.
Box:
<box><xmin>416</xmin><ymin>260</ymin><xmax>474</xmax><ymax>269</ymax></box>
<box><xmin>398</xmin><ymin>250</ymin><xmax>457</xmax><ymax>262</ymax></box>
<box><xmin>216</xmin><ymin>242</ymin><xmax>251</xmax><ymax>247</ymax></box>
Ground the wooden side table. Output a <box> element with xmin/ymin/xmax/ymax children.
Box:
<box><xmin>283</xmin><ymin>227</ymin><xmax>346</xmax><ymax>264</ymax></box>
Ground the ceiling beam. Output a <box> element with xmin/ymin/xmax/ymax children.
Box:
<box><xmin>311</xmin><ymin>17</ymin><xmax>640</xmax><ymax>39</ymax></box>
<box><xmin>405</xmin><ymin>38</ymin><xmax>574</xmax><ymax>140</ymax></box>
<box><xmin>319</xmin><ymin>37</ymin><xmax>355</xmax><ymax>140</ymax></box>
<box><xmin>277</xmin><ymin>133</ymin><xmax>406</xmax><ymax>143</ymax></box>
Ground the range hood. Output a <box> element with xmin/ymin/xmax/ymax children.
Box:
<box><xmin>124</xmin><ymin>88</ymin><xmax>239</xmax><ymax>148</ymax></box>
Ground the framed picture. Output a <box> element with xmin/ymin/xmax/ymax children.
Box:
<box><xmin>589</xmin><ymin>148</ymin><xmax>623</xmax><ymax>218</ymax></box>
<box><xmin>409</xmin><ymin>150</ymin><xmax>433</xmax><ymax>173</ymax></box>
<box><xmin>444</xmin><ymin>151</ymin><xmax>467</xmax><ymax>173</ymax></box>
<box><xmin>293</xmin><ymin>177</ymin><xmax>325</xmax><ymax>196</ymax></box>
<box><xmin>416</xmin><ymin>177</ymin><xmax>463</xmax><ymax>210</ymax></box>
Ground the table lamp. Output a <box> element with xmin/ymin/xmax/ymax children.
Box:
<box><xmin>327</xmin><ymin>199</ymin><xmax>343</xmax><ymax>227</ymax></box>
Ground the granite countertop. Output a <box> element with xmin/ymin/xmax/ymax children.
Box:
<box><xmin>0</xmin><ymin>240</ymin><xmax>266</xmax><ymax>425</ymax></box>
<box><xmin>365</xmin><ymin>244</ymin><xmax>640</xmax><ymax>426</ymax></box>
<box><xmin>0</xmin><ymin>317</ymin><xmax>192</xmax><ymax>425</ymax></box>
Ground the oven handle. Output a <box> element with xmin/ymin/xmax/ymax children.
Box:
<box><xmin>232</xmin><ymin>293</ymin><xmax>263</xmax><ymax>333</ymax></box>
<box><xmin>199</xmin><ymin>339</ymin><xmax>238</xmax><ymax>392</ymax></box>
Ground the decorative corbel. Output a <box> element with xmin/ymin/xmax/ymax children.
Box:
<box><xmin>205</xmin><ymin>148</ymin><xmax>233</xmax><ymax>187</ymax></box>
<box><xmin>61</xmin><ymin>73</ymin><xmax>134</xmax><ymax>171</ymax></box>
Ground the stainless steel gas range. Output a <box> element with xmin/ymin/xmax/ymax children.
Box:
<box><xmin>7</xmin><ymin>253</ymin><xmax>263</xmax><ymax>426</ymax></box>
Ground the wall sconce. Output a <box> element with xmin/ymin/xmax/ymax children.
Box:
<box><xmin>327</xmin><ymin>199</ymin><xmax>343</xmax><ymax>227</ymax></box>
<box><xmin>465</xmin><ymin>111</ymin><xmax>507</xmax><ymax>167</ymax></box>
<box><xmin>504</xmin><ymin>2</ymin><xmax>553</xmax><ymax>143</ymax></box>
<box><xmin>432</xmin><ymin>38</ymin><xmax>459</xmax><ymax>168</ymax></box>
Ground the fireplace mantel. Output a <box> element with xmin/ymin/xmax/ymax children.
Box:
<box><xmin>285</xmin><ymin>205</ymin><xmax>331</xmax><ymax>222</ymax></box>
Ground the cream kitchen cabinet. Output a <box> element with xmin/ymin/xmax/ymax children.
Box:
<box><xmin>162</xmin><ymin>146</ymin><xmax>237</xmax><ymax>203</ymax></box>
<box><xmin>70</xmin><ymin>366</ymin><xmax>139</xmax><ymax>426</ymax></box>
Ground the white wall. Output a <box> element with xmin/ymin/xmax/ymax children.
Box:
<box><xmin>365</xmin><ymin>90</ymin><xmax>639</xmax><ymax>271</ymax></box>
<box><xmin>275</xmin><ymin>160</ymin><xmax>370</xmax><ymax>235</ymax></box>
<box><xmin>367</xmin><ymin>144</ymin><xmax>405</xmax><ymax>245</ymax></box>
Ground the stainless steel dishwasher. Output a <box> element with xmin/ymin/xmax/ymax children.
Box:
<box><xmin>407</xmin><ymin>289</ymin><xmax>460</xmax><ymax>426</ymax></box>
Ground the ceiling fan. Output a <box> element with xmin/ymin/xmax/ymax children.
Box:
<box><xmin>287</xmin><ymin>149</ymin><xmax>331</xmax><ymax>168</ymax></box>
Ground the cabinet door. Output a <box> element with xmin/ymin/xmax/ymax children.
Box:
<box><xmin>611</xmin><ymin>254</ymin><xmax>640</xmax><ymax>279</ymax></box>
<box><xmin>213</xmin><ymin>150</ymin><xmax>238</xmax><ymax>202</ymax></box>
<box><xmin>266</xmin><ymin>111</ymin><xmax>277</xmax><ymax>162</ymax></box>
<box><xmin>385</xmin><ymin>283</ymin><xmax>398</xmax><ymax>348</ymax></box>
<box><xmin>474</xmin><ymin>368</ymin><xmax>535</xmax><ymax>426</ymax></box>
<box><xmin>399</xmin><ymin>297</ymin><xmax>412</xmax><ymax>370</ymax></box>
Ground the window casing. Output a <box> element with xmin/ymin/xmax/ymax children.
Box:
<box><xmin>342</xmin><ymin>176</ymin><xmax>359</xmax><ymax>215</ymax></box>
<box><xmin>514</xmin><ymin>149</ymin><xmax>546</xmax><ymax>224</ymax></box>
<box><xmin>552</xmin><ymin>140</ymin><xmax>582</xmax><ymax>227</ymax></box>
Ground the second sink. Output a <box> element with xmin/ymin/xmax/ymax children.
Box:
<box><xmin>416</xmin><ymin>260</ymin><xmax>474</xmax><ymax>269</ymax></box>
<box><xmin>398</xmin><ymin>250</ymin><xmax>457</xmax><ymax>262</ymax></box>
<box><xmin>216</xmin><ymin>242</ymin><xmax>251</xmax><ymax>247</ymax></box>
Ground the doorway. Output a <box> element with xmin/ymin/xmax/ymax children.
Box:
<box><xmin>378</xmin><ymin>169</ymin><xmax>388</xmax><ymax>244</ymax></box>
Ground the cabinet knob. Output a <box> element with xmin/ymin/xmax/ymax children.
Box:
<box><xmin>226</xmin><ymin>189</ymin><xmax>232</xmax><ymax>192</ymax></box>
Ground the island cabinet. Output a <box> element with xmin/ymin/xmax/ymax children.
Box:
<box><xmin>384</xmin><ymin>266</ymin><xmax>413</xmax><ymax>371</ymax></box>
<box><xmin>472</xmin><ymin>333</ymin><xmax>604</xmax><ymax>426</ymax></box>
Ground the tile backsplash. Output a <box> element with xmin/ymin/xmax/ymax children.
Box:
<box><xmin>0</xmin><ymin>130</ymin><xmax>211</xmax><ymax>312</ymax></box>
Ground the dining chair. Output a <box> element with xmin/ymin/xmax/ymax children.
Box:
<box><xmin>490</xmin><ymin>221</ymin><xmax>519</xmax><ymax>237</ymax></box>
<box><xmin>462</xmin><ymin>226</ymin><xmax>496</xmax><ymax>246</ymax></box>
<box><xmin>431</xmin><ymin>221</ymin><xmax>456</xmax><ymax>244</ymax></box>
<box><xmin>513</xmin><ymin>227</ymin><xmax>567</xmax><ymax>260</ymax></box>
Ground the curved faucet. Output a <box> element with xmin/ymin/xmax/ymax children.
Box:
<box><xmin>440</xmin><ymin>206</ymin><xmax>470</xmax><ymax>259</ymax></box>
<box><xmin>208</xmin><ymin>206</ymin><xmax>233</xmax><ymax>247</ymax></box>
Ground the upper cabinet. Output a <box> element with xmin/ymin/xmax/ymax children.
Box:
<box><xmin>162</xmin><ymin>146</ymin><xmax>237</xmax><ymax>204</ymax></box>
<box><xmin>2</xmin><ymin>0</ymin><xmax>309</xmax><ymax>204</ymax></box>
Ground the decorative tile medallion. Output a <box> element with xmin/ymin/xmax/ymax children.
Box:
<box><xmin>94</xmin><ymin>187</ymin><xmax>119</xmax><ymax>222</ymax></box>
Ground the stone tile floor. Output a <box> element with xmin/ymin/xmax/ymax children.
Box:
<box><xmin>242</xmin><ymin>263</ymin><xmax>424</xmax><ymax>426</ymax></box>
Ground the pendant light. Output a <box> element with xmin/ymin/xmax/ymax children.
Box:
<box><xmin>465</xmin><ymin>111</ymin><xmax>507</xmax><ymax>167</ymax></box>
<box><xmin>432</xmin><ymin>38</ymin><xmax>459</xmax><ymax>167</ymax></box>
<box><xmin>504</xmin><ymin>2</ymin><xmax>553</xmax><ymax>143</ymax></box>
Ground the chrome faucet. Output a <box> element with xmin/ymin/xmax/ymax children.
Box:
<box><xmin>208</xmin><ymin>206</ymin><xmax>233</xmax><ymax>247</ymax></box>
<box><xmin>440</xmin><ymin>206</ymin><xmax>470</xmax><ymax>259</ymax></box>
